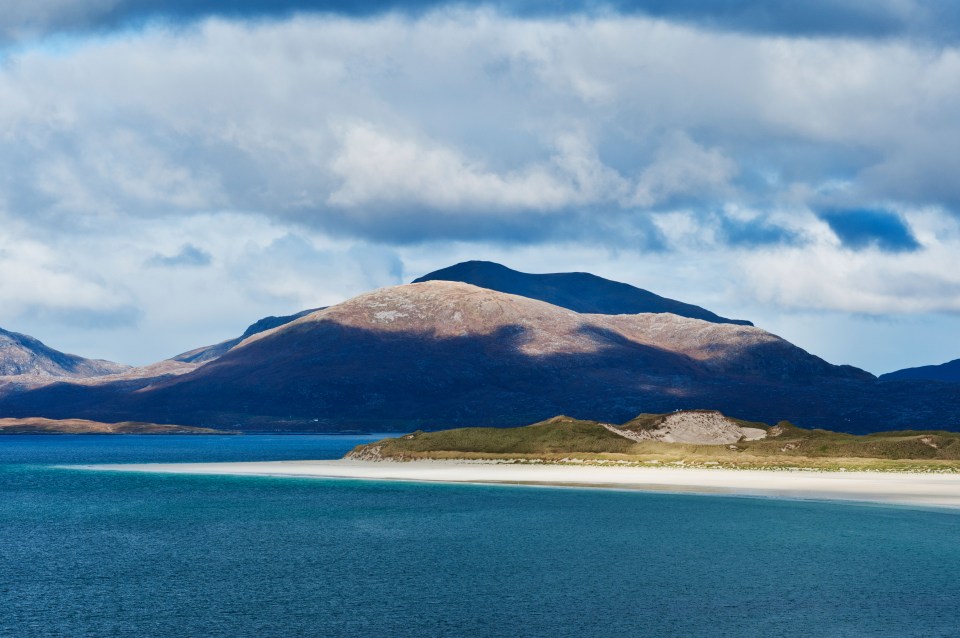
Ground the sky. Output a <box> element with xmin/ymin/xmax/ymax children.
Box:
<box><xmin>1</xmin><ymin>0</ymin><xmax>959</xmax><ymax>374</ymax></box>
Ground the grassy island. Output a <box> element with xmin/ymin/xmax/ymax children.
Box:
<box><xmin>347</xmin><ymin>411</ymin><xmax>960</xmax><ymax>472</ymax></box>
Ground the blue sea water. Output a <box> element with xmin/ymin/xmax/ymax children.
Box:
<box><xmin>2</xmin><ymin>436</ymin><xmax>960</xmax><ymax>637</ymax></box>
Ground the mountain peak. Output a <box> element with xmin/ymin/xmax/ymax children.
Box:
<box><xmin>0</xmin><ymin>327</ymin><xmax>128</xmax><ymax>378</ymax></box>
<box><xmin>238</xmin><ymin>279</ymin><xmax>858</xmax><ymax>381</ymax></box>
<box><xmin>413</xmin><ymin>261</ymin><xmax>753</xmax><ymax>326</ymax></box>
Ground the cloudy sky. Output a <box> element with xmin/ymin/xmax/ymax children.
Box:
<box><xmin>1</xmin><ymin>0</ymin><xmax>959</xmax><ymax>373</ymax></box>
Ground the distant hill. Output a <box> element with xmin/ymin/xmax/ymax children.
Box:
<box><xmin>414</xmin><ymin>260</ymin><xmax>753</xmax><ymax>325</ymax></box>
<box><xmin>1</xmin><ymin>281</ymin><xmax>911</xmax><ymax>433</ymax></box>
<box><xmin>173</xmin><ymin>308</ymin><xmax>322</xmax><ymax>363</ymax></box>
<box><xmin>0</xmin><ymin>417</ymin><xmax>223</xmax><ymax>435</ymax></box>
<box><xmin>0</xmin><ymin>327</ymin><xmax>128</xmax><ymax>378</ymax></box>
<box><xmin>880</xmin><ymin>359</ymin><xmax>960</xmax><ymax>383</ymax></box>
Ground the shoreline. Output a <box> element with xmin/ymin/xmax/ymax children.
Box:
<box><xmin>67</xmin><ymin>459</ymin><xmax>960</xmax><ymax>510</ymax></box>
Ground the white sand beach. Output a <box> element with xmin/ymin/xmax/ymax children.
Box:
<box><xmin>72</xmin><ymin>459</ymin><xmax>960</xmax><ymax>509</ymax></box>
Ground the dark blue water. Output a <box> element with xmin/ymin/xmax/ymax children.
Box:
<box><xmin>3</xmin><ymin>436</ymin><xmax>960</xmax><ymax>637</ymax></box>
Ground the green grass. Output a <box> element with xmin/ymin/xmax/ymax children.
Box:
<box><xmin>370</xmin><ymin>416</ymin><xmax>635</xmax><ymax>456</ymax></box>
<box><xmin>347</xmin><ymin>412</ymin><xmax>960</xmax><ymax>471</ymax></box>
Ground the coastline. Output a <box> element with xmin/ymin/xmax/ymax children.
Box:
<box><xmin>69</xmin><ymin>459</ymin><xmax>960</xmax><ymax>509</ymax></box>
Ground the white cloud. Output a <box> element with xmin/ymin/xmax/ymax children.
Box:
<box><xmin>327</xmin><ymin>121</ymin><xmax>579</xmax><ymax>210</ymax></box>
<box><xmin>0</xmin><ymin>10</ymin><xmax>959</xmax><ymax>370</ymax></box>
<box><xmin>0</xmin><ymin>227</ymin><xmax>136</xmax><ymax>323</ymax></box>
<box><xmin>630</xmin><ymin>131</ymin><xmax>738</xmax><ymax>208</ymax></box>
<box><xmin>0</xmin><ymin>11</ymin><xmax>957</xmax><ymax>232</ymax></box>
<box><xmin>738</xmin><ymin>211</ymin><xmax>960</xmax><ymax>315</ymax></box>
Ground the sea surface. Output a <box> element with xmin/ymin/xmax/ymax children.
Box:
<box><xmin>2</xmin><ymin>435</ymin><xmax>960</xmax><ymax>637</ymax></box>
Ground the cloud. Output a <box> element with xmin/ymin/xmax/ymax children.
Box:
<box><xmin>1</xmin><ymin>9</ymin><xmax>960</xmax><ymax>371</ymax></box>
<box><xmin>0</xmin><ymin>228</ymin><xmax>141</xmax><ymax>329</ymax></box>
<box><xmin>232</xmin><ymin>233</ymin><xmax>405</xmax><ymax>306</ymax></box>
<box><xmin>5</xmin><ymin>1</ymin><xmax>960</xmax><ymax>46</ymax></box>
<box><xmin>2</xmin><ymin>10</ymin><xmax>958</xmax><ymax>244</ymax></box>
<box><xmin>609</xmin><ymin>0</ymin><xmax>960</xmax><ymax>42</ymax></box>
<box><xmin>737</xmin><ymin>209</ymin><xmax>960</xmax><ymax>315</ymax></box>
<box><xmin>146</xmin><ymin>244</ymin><xmax>213</xmax><ymax>267</ymax></box>
<box><xmin>819</xmin><ymin>209</ymin><xmax>921</xmax><ymax>252</ymax></box>
<box><xmin>327</xmin><ymin>121</ymin><xmax>583</xmax><ymax>211</ymax></box>
<box><xmin>0</xmin><ymin>211</ymin><xmax>410</xmax><ymax>364</ymax></box>
<box><xmin>716</xmin><ymin>212</ymin><xmax>801</xmax><ymax>248</ymax></box>
<box><xmin>630</xmin><ymin>131</ymin><xmax>738</xmax><ymax>208</ymax></box>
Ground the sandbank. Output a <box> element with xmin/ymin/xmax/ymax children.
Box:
<box><xmin>66</xmin><ymin>459</ymin><xmax>960</xmax><ymax>509</ymax></box>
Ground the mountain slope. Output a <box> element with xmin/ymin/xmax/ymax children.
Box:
<box><xmin>0</xmin><ymin>281</ymin><xmax>903</xmax><ymax>433</ymax></box>
<box><xmin>414</xmin><ymin>260</ymin><xmax>753</xmax><ymax>325</ymax></box>
<box><xmin>173</xmin><ymin>308</ymin><xmax>322</xmax><ymax>363</ymax></box>
<box><xmin>173</xmin><ymin>259</ymin><xmax>748</xmax><ymax>365</ymax></box>
<box><xmin>880</xmin><ymin>359</ymin><xmax>960</xmax><ymax>383</ymax></box>
<box><xmin>0</xmin><ymin>327</ymin><xmax>128</xmax><ymax>378</ymax></box>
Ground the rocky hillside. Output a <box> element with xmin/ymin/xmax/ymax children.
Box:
<box><xmin>414</xmin><ymin>260</ymin><xmax>753</xmax><ymax>325</ymax></box>
<box><xmin>0</xmin><ymin>327</ymin><xmax>128</xmax><ymax>378</ymax></box>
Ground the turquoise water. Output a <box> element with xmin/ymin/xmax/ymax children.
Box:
<box><xmin>3</xmin><ymin>436</ymin><xmax>960</xmax><ymax>637</ymax></box>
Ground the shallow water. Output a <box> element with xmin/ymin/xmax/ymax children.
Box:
<box><xmin>2</xmin><ymin>435</ymin><xmax>960</xmax><ymax>637</ymax></box>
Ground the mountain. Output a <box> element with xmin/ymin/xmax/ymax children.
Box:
<box><xmin>414</xmin><ymin>260</ymin><xmax>753</xmax><ymax>325</ymax></box>
<box><xmin>880</xmin><ymin>359</ymin><xmax>960</xmax><ymax>383</ymax></box>
<box><xmin>175</xmin><ymin>259</ymin><xmax>747</xmax><ymax>365</ymax></box>
<box><xmin>0</xmin><ymin>327</ymin><xmax>128</xmax><ymax>378</ymax></box>
<box><xmin>173</xmin><ymin>308</ymin><xmax>322</xmax><ymax>363</ymax></box>
<box><xmin>4</xmin><ymin>281</ymin><xmax>926</xmax><ymax>434</ymax></box>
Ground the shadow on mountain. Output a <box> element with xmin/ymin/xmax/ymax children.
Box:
<box><xmin>415</xmin><ymin>260</ymin><xmax>754</xmax><ymax>325</ymax></box>
<box><xmin>0</xmin><ymin>321</ymin><xmax>957</xmax><ymax>433</ymax></box>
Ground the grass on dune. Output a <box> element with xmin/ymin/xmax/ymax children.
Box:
<box><xmin>348</xmin><ymin>413</ymin><xmax>960</xmax><ymax>471</ymax></box>
<box><xmin>374</xmin><ymin>417</ymin><xmax>636</xmax><ymax>456</ymax></box>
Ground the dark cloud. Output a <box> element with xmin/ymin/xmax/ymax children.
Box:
<box><xmin>819</xmin><ymin>210</ymin><xmax>922</xmax><ymax>253</ymax></box>
<box><xmin>716</xmin><ymin>213</ymin><xmax>801</xmax><ymax>248</ymax></box>
<box><xmin>608</xmin><ymin>0</ymin><xmax>960</xmax><ymax>42</ymax></box>
<box><xmin>145</xmin><ymin>244</ymin><xmax>213</xmax><ymax>267</ymax></box>
<box><xmin>7</xmin><ymin>0</ymin><xmax>960</xmax><ymax>44</ymax></box>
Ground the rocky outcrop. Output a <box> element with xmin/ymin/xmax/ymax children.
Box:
<box><xmin>345</xmin><ymin>444</ymin><xmax>385</xmax><ymax>461</ymax></box>
<box><xmin>609</xmin><ymin>410</ymin><xmax>767</xmax><ymax>445</ymax></box>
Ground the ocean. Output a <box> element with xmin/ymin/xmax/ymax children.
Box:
<box><xmin>2</xmin><ymin>435</ymin><xmax>960</xmax><ymax>637</ymax></box>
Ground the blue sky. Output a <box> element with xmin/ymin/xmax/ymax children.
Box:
<box><xmin>1</xmin><ymin>0</ymin><xmax>959</xmax><ymax>373</ymax></box>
